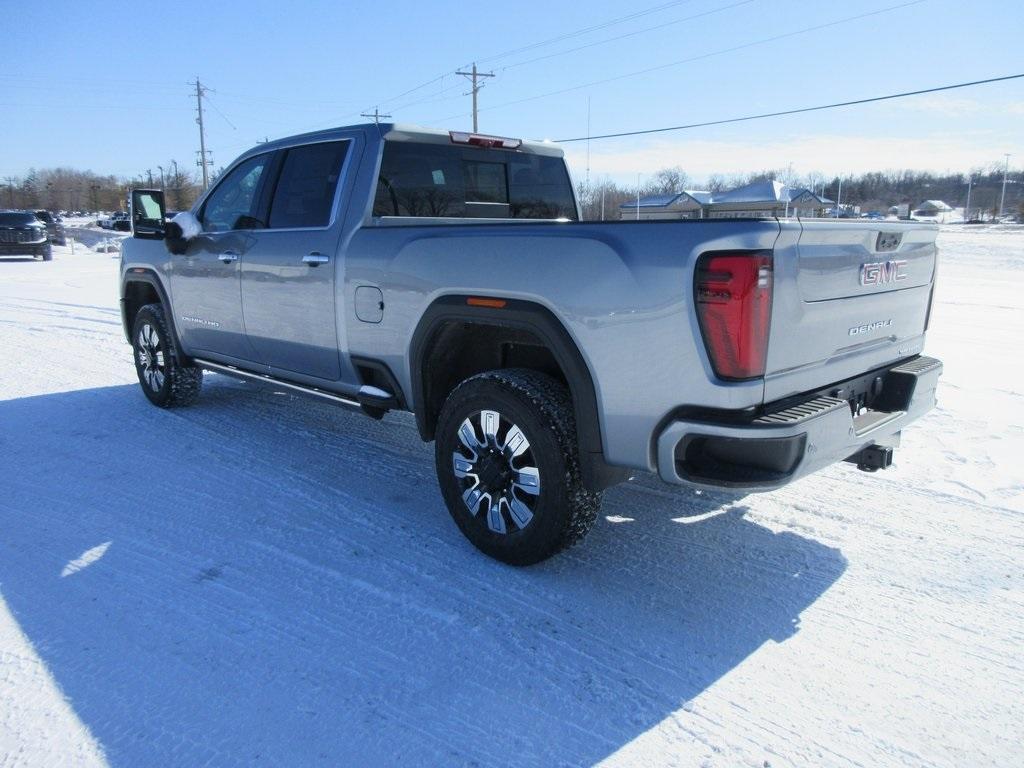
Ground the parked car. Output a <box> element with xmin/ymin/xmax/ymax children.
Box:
<box><xmin>120</xmin><ymin>124</ymin><xmax>942</xmax><ymax>565</ymax></box>
<box><xmin>34</xmin><ymin>210</ymin><xmax>67</xmax><ymax>245</ymax></box>
<box><xmin>112</xmin><ymin>211</ymin><xmax>131</xmax><ymax>231</ymax></box>
<box><xmin>0</xmin><ymin>210</ymin><xmax>52</xmax><ymax>260</ymax></box>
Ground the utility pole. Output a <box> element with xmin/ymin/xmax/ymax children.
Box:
<box><xmin>835</xmin><ymin>177</ymin><xmax>843</xmax><ymax>218</ymax></box>
<box><xmin>636</xmin><ymin>173</ymin><xmax>642</xmax><ymax>221</ymax></box>
<box><xmin>998</xmin><ymin>153</ymin><xmax>1011</xmax><ymax>219</ymax></box>
<box><xmin>456</xmin><ymin>63</ymin><xmax>495</xmax><ymax>132</ymax></box>
<box><xmin>360</xmin><ymin>107</ymin><xmax>392</xmax><ymax>125</ymax></box>
<box><xmin>586</xmin><ymin>96</ymin><xmax>592</xmax><ymax>188</ymax></box>
<box><xmin>964</xmin><ymin>176</ymin><xmax>972</xmax><ymax>222</ymax></box>
<box><xmin>171</xmin><ymin>159</ymin><xmax>180</xmax><ymax>207</ymax></box>
<box><xmin>192</xmin><ymin>78</ymin><xmax>212</xmax><ymax>190</ymax></box>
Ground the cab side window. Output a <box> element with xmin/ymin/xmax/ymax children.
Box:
<box><xmin>268</xmin><ymin>141</ymin><xmax>349</xmax><ymax>229</ymax></box>
<box><xmin>200</xmin><ymin>154</ymin><xmax>270</xmax><ymax>232</ymax></box>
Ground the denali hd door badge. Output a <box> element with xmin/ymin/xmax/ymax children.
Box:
<box><xmin>861</xmin><ymin>260</ymin><xmax>908</xmax><ymax>286</ymax></box>
<box><xmin>181</xmin><ymin>315</ymin><xmax>220</xmax><ymax>328</ymax></box>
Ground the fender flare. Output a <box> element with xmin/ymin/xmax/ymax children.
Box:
<box><xmin>409</xmin><ymin>295</ymin><xmax>627</xmax><ymax>491</ymax></box>
<box><xmin>120</xmin><ymin>269</ymin><xmax>186</xmax><ymax>357</ymax></box>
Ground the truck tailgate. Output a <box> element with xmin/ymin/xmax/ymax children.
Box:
<box><xmin>764</xmin><ymin>220</ymin><xmax>937</xmax><ymax>402</ymax></box>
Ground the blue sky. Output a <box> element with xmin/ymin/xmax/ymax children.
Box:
<box><xmin>1</xmin><ymin>0</ymin><xmax>1021</xmax><ymax>185</ymax></box>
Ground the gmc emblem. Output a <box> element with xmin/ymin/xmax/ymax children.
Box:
<box><xmin>861</xmin><ymin>259</ymin><xmax>908</xmax><ymax>286</ymax></box>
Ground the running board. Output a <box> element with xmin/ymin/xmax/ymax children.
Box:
<box><xmin>194</xmin><ymin>358</ymin><xmax>363</xmax><ymax>410</ymax></box>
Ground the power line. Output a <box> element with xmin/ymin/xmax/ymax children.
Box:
<box><xmin>498</xmin><ymin>0</ymin><xmax>756</xmax><ymax>73</ymax></box>
<box><xmin>204</xmin><ymin>94</ymin><xmax>237</xmax><ymax>130</ymax></box>
<box><xmin>553</xmin><ymin>73</ymin><xmax>1024</xmax><ymax>142</ymax></box>
<box><xmin>425</xmin><ymin>0</ymin><xmax>927</xmax><ymax>125</ymax></box>
<box><xmin>354</xmin><ymin>0</ymin><xmax>714</xmax><ymax>121</ymax></box>
<box><xmin>473</xmin><ymin>0</ymin><xmax>699</xmax><ymax>66</ymax></box>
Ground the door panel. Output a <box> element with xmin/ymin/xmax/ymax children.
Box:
<box><xmin>241</xmin><ymin>230</ymin><xmax>343</xmax><ymax>380</ymax></box>
<box><xmin>239</xmin><ymin>140</ymin><xmax>353</xmax><ymax>382</ymax></box>
<box><xmin>170</xmin><ymin>151</ymin><xmax>273</xmax><ymax>363</ymax></box>
<box><xmin>171</xmin><ymin>231</ymin><xmax>254</xmax><ymax>361</ymax></box>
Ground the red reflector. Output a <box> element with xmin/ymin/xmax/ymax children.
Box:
<box><xmin>695</xmin><ymin>252</ymin><xmax>773</xmax><ymax>380</ymax></box>
<box><xmin>467</xmin><ymin>297</ymin><xmax>507</xmax><ymax>309</ymax></box>
<box><xmin>449</xmin><ymin>131</ymin><xmax>523</xmax><ymax>150</ymax></box>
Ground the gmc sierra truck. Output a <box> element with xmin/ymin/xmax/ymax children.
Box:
<box><xmin>120</xmin><ymin>123</ymin><xmax>942</xmax><ymax>565</ymax></box>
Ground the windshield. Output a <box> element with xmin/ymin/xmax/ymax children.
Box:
<box><xmin>0</xmin><ymin>212</ymin><xmax>39</xmax><ymax>226</ymax></box>
<box><xmin>373</xmin><ymin>141</ymin><xmax>577</xmax><ymax>220</ymax></box>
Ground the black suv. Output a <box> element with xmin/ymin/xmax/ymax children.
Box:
<box><xmin>0</xmin><ymin>211</ymin><xmax>52</xmax><ymax>260</ymax></box>
<box><xmin>34</xmin><ymin>210</ymin><xmax>67</xmax><ymax>245</ymax></box>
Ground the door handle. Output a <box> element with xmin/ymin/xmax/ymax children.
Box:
<box><xmin>302</xmin><ymin>252</ymin><xmax>330</xmax><ymax>266</ymax></box>
<box><xmin>219</xmin><ymin>250</ymin><xmax>240</xmax><ymax>264</ymax></box>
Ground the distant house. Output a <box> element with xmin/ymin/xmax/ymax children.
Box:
<box><xmin>912</xmin><ymin>200</ymin><xmax>955</xmax><ymax>222</ymax></box>
<box><xmin>617</xmin><ymin>191</ymin><xmax>712</xmax><ymax>219</ymax></box>
<box><xmin>707</xmin><ymin>181</ymin><xmax>829</xmax><ymax>219</ymax></box>
<box><xmin>619</xmin><ymin>180</ymin><xmax>830</xmax><ymax>220</ymax></box>
<box><xmin>913</xmin><ymin>200</ymin><xmax>953</xmax><ymax>215</ymax></box>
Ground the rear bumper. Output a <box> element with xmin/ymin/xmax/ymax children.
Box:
<box><xmin>656</xmin><ymin>356</ymin><xmax>942</xmax><ymax>491</ymax></box>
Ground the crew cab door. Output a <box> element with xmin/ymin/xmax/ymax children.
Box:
<box><xmin>240</xmin><ymin>139</ymin><xmax>354</xmax><ymax>382</ymax></box>
<box><xmin>170</xmin><ymin>153</ymin><xmax>273</xmax><ymax>363</ymax></box>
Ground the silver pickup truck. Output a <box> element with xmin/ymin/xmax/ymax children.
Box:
<box><xmin>120</xmin><ymin>123</ymin><xmax>942</xmax><ymax>564</ymax></box>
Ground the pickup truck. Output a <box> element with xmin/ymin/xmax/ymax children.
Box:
<box><xmin>120</xmin><ymin>123</ymin><xmax>942</xmax><ymax>565</ymax></box>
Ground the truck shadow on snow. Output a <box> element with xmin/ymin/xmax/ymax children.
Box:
<box><xmin>0</xmin><ymin>379</ymin><xmax>847</xmax><ymax>766</ymax></box>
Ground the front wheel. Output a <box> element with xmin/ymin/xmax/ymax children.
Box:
<box><xmin>434</xmin><ymin>369</ymin><xmax>601</xmax><ymax>565</ymax></box>
<box><xmin>131</xmin><ymin>303</ymin><xmax>202</xmax><ymax>407</ymax></box>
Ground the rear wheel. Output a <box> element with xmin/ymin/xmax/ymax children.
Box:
<box><xmin>131</xmin><ymin>303</ymin><xmax>202</xmax><ymax>407</ymax></box>
<box><xmin>434</xmin><ymin>369</ymin><xmax>601</xmax><ymax>565</ymax></box>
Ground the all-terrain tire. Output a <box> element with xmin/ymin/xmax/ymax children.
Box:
<box><xmin>131</xmin><ymin>303</ymin><xmax>202</xmax><ymax>408</ymax></box>
<box><xmin>434</xmin><ymin>368</ymin><xmax>601</xmax><ymax>565</ymax></box>
<box><xmin>38</xmin><ymin>244</ymin><xmax>52</xmax><ymax>261</ymax></box>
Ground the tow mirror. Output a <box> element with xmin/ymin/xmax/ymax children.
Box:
<box><xmin>131</xmin><ymin>188</ymin><xmax>165</xmax><ymax>240</ymax></box>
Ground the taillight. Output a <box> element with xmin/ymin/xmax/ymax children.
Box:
<box><xmin>695</xmin><ymin>251</ymin><xmax>773</xmax><ymax>380</ymax></box>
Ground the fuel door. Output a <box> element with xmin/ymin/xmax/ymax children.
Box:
<box><xmin>355</xmin><ymin>285</ymin><xmax>384</xmax><ymax>323</ymax></box>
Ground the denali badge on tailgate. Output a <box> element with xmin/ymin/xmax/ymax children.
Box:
<box><xmin>849</xmin><ymin>319</ymin><xmax>894</xmax><ymax>336</ymax></box>
<box><xmin>860</xmin><ymin>259</ymin><xmax>908</xmax><ymax>286</ymax></box>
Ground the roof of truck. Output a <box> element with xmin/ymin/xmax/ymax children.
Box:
<box><xmin>241</xmin><ymin>123</ymin><xmax>565</xmax><ymax>158</ymax></box>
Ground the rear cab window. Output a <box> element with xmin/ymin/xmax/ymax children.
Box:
<box><xmin>373</xmin><ymin>140</ymin><xmax>577</xmax><ymax>220</ymax></box>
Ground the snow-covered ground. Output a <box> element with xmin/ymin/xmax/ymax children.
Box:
<box><xmin>0</xmin><ymin>227</ymin><xmax>1021</xmax><ymax>767</ymax></box>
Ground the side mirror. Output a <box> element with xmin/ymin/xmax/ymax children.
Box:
<box><xmin>131</xmin><ymin>189</ymin><xmax>165</xmax><ymax>240</ymax></box>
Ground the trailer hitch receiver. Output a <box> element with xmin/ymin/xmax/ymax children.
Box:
<box><xmin>845</xmin><ymin>444</ymin><xmax>894</xmax><ymax>473</ymax></box>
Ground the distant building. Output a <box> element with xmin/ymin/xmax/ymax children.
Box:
<box><xmin>911</xmin><ymin>200</ymin><xmax>955</xmax><ymax>223</ymax></box>
<box><xmin>620</xmin><ymin>180</ymin><xmax>831</xmax><ymax>220</ymax></box>
<box><xmin>618</xmin><ymin>191</ymin><xmax>711</xmax><ymax>220</ymax></box>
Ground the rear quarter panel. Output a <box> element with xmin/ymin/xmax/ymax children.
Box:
<box><xmin>344</xmin><ymin>219</ymin><xmax>782</xmax><ymax>471</ymax></box>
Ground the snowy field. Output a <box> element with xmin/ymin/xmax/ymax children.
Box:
<box><xmin>0</xmin><ymin>227</ymin><xmax>1022</xmax><ymax>767</ymax></box>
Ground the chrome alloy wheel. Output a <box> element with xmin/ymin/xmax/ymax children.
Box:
<box><xmin>452</xmin><ymin>409</ymin><xmax>541</xmax><ymax>535</ymax></box>
<box><xmin>136</xmin><ymin>323</ymin><xmax>166</xmax><ymax>392</ymax></box>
